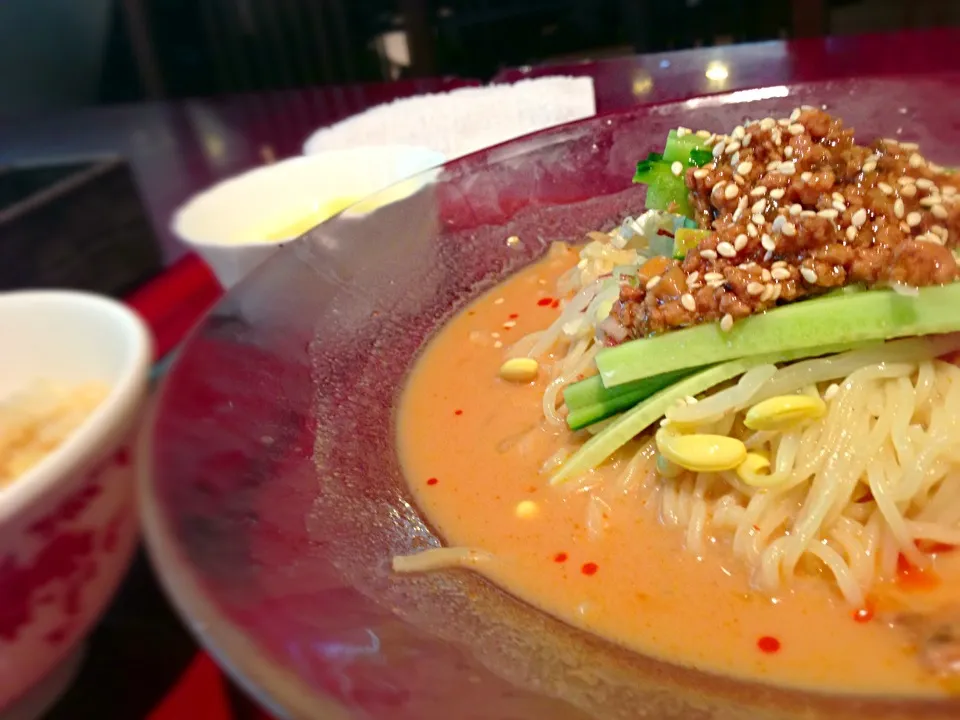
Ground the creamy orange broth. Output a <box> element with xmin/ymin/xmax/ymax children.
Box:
<box><xmin>397</xmin><ymin>247</ymin><xmax>960</xmax><ymax>697</ymax></box>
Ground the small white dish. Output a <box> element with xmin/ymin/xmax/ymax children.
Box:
<box><xmin>171</xmin><ymin>145</ymin><xmax>446</xmax><ymax>288</ymax></box>
<box><xmin>0</xmin><ymin>291</ymin><xmax>152</xmax><ymax>718</ymax></box>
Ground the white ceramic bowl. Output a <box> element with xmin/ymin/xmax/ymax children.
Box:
<box><xmin>171</xmin><ymin>145</ymin><xmax>446</xmax><ymax>289</ymax></box>
<box><xmin>0</xmin><ymin>291</ymin><xmax>152</xmax><ymax>719</ymax></box>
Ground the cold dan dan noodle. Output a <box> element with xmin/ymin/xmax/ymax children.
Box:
<box><xmin>397</xmin><ymin>108</ymin><xmax>960</xmax><ymax>694</ymax></box>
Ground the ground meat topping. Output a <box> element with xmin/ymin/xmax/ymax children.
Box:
<box><xmin>615</xmin><ymin>108</ymin><xmax>960</xmax><ymax>339</ymax></box>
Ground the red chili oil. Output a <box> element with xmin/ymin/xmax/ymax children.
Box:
<box><xmin>757</xmin><ymin>636</ymin><xmax>781</xmax><ymax>653</ymax></box>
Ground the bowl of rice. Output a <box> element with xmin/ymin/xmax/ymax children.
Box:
<box><xmin>0</xmin><ymin>290</ymin><xmax>152</xmax><ymax>719</ymax></box>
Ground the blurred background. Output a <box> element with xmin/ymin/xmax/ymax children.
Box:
<box><xmin>1</xmin><ymin>0</ymin><xmax>957</xmax><ymax>119</ymax></box>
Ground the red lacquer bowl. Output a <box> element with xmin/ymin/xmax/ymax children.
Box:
<box><xmin>143</xmin><ymin>76</ymin><xmax>960</xmax><ymax>720</ymax></box>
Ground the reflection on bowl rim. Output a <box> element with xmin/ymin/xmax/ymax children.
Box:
<box><xmin>170</xmin><ymin>145</ymin><xmax>447</xmax><ymax>249</ymax></box>
<box><xmin>0</xmin><ymin>291</ymin><xmax>152</xmax><ymax>524</ymax></box>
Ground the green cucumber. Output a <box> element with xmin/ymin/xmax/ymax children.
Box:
<box><xmin>597</xmin><ymin>284</ymin><xmax>960</xmax><ymax>388</ymax></box>
<box><xmin>564</xmin><ymin>366</ymin><xmax>700</xmax><ymax>431</ymax></box>
<box><xmin>673</xmin><ymin>228</ymin><xmax>711</xmax><ymax>259</ymax></box>
<box><xmin>552</xmin><ymin>343</ymin><xmax>861</xmax><ymax>485</ymax></box>
<box><xmin>663</xmin><ymin>129</ymin><xmax>711</xmax><ymax>165</ymax></box>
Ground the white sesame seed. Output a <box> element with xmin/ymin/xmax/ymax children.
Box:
<box><xmin>907</xmin><ymin>211</ymin><xmax>922</xmax><ymax>227</ymax></box>
<box><xmin>696</xmin><ymin>130</ymin><xmax>711</xmax><ymax>138</ymax></box>
<box><xmin>897</xmin><ymin>176</ymin><xmax>915</xmax><ymax>186</ymax></box>
<box><xmin>789</xmin><ymin>108</ymin><xmax>801</xmax><ymax>122</ymax></box>
<box><xmin>677</xmin><ymin>127</ymin><xmax>690</xmax><ymax>137</ymax></box>
<box><xmin>931</xmin><ymin>225</ymin><xmax>948</xmax><ymax>240</ymax></box>
<box><xmin>772</xmin><ymin>129</ymin><xmax>783</xmax><ymax>146</ymax></box>
<box><xmin>832</xmin><ymin>200</ymin><xmax>847</xmax><ymax>212</ymax></box>
<box><xmin>800</xmin><ymin>171</ymin><xmax>813</xmax><ymax>183</ymax></box>
<box><xmin>708</xmin><ymin>279</ymin><xmax>725</xmax><ymax>289</ymax></box>
<box><xmin>646</xmin><ymin>275</ymin><xmax>661</xmax><ymax>290</ymax></box>
<box><xmin>720</xmin><ymin>314</ymin><xmax>734</xmax><ymax>332</ymax></box>
<box><xmin>782</xmin><ymin>221</ymin><xmax>797</xmax><ymax>237</ymax></box>
<box><xmin>747</xmin><ymin>223</ymin><xmax>759</xmax><ymax>237</ymax></box>
<box><xmin>743</xmin><ymin>133</ymin><xmax>753</xmax><ymax>147</ymax></box>
<box><xmin>733</xmin><ymin>125</ymin><xmax>745</xmax><ymax>139</ymax></box>
<box><xmin>700</xmin><ymin>249</ymin><xmax>718</xmax><ymax>260</ymax></box>
<box><xmin>771</xmin><ymin>284</ymin><xmax>783</xmax><ymax>301</ymax></box>
<box><xmin>704</xmin><ymin>272</ymin><xmax>724</xmax><ymax>282</ymax></box>
<box><xmin>778</xmin><ymin>118</ymin><xmax>790</xmax><ymax>127</ymax></box>
<box><xmin>761</xmin><ymin>268</ymin><xmax>772</xmax><ymax>282</ymax></box>
<box><xmin>789</xmin><ymin>123</ymin><xmax>806</xmax><ymax>136</ymax></box>
<box><xmin>712</xmin><ymin>181</ymin><xmax>727</xmax><ymax>197</ymax></box>
<box><xmin>801</xmin><ymin>210</ymin><xmax>816</xmax><ymax>218</ymax></box>
<box><xmin>717</xmin><ymin>241</ymin><xmax>737</xmax><ymax>258</ymax></box>
<box><xmin>920</xmin><ymin>196</ymin><xmax>940</xmax><ymax>207</ymax></box>
<box><xmin>832</xmin><ymin>192</ymin><xmax>845</xmax><ymax>203</ymax></box>
<box><xmin>852</xmin><ymin>208</ymin><xmax>868</xmax><ymax>227</ymax></box>
<box><xmin>736</xmin><ymin>161</ymin><xmax>753</xmax><ymax>176</ymax></box>
<box><xmin>694</xmin><ymin>168</ymin><xmax>709</xmax><ymax>179</ymax></box>
<box><xmin>760</xmin><ymin>118</ymin><xmax>776</xmax><ymax>130</ymax></box>
<box><xmin>731</xmin><ymin>152</ymin><xmax>741</xmax><ymax>168</ymax></box>
<box><xmin>865</xmin><ymin>153</ymin><xmax>880</xmax><ymax>163</ymax></box>
<box><xmin>918</xmin><ymin>232</ymin><xmax>944</xmax><ymax>245</ymax></box>
<box><xmin>724</xmin><ymin>184</ymin><xmax>739</xmax><ymax>200</ymax></box>
<box><xmin>909</xmin><ymin>153</ymin><xmax>925</xmax><ymax>168</ymax></box>
<box><xmin>883</xmin><ymin>138</ymin><xmax>900</xmax><ymax>147</ymax></box>
<box><xmin>901</xmin><ymin>142</ymin><xmax>920</xmax><ymax>152</ymax></box>
<box><xmin>746</xmin><ymin>282</ymin><xmax>764</xmax><ymax>296</ymax></box>
<box><xmin>894</xmin><ymin>198</ymin><xmax>905</xmax><ymax>218</ymax></box>
<box><xmin>761</xmin><ymin>234</ymin><xmax>776</xmax><ymax>252</ymax></box>
<box><xmin>901</xmin><ymin>184</ymin><xmax>917</xmax><ymax>198</ymax></box>
<box><xmin>878</xmin><ymin>182</ymin><xmax>894</xmax><ymax>195</ymax></box>
<box><xmin>818</xmin><ymin>208</ymin><xmax>839</xmax><ymax>220</ymax></box>
<box><xmin>916</xmin><ymin>177</ymin><xmax>935</xmax><ymax>190</ymax></box>
<box><xmin>732</xmin><ymin>197</ymin><xmax>748</xmax><ymax>222</ymax></box>
<box><xmin>862</xmin><ymin>161</ymin><xmax>877</xmax><ymax>174</ymax></box>
<box><xmin>772</xmin><ymin>215</ymin><xmax>787</xmax><ymax>233</ymax></box>
<box><xmin>734</xmin><ymin>234</ymin><xmax>748</xmax><ymax>251</ymax></box>
<box><xmin>751</xmin><ymin>199</ymin><xmax>767</xmax><ymax>213</ymax></box>
<box><xmin>770</xmin><ymin>188</ymin><xmax>786</xmax><ymax>200</ymax></box>
<box><xmin>933</xmin><ymin>204</ymin><xmax>948</xmax><ymax>219</ymax></box>
<box><xmin>800</xmin><ymin>267</ymin><xmax>818</xmax><ymax>284</ymax></box>
<box><xmin>779</xmin><ymin>161</ymin><xmax>797</xmax><ymax>175</ymax></box>
<box><xmin>681</xmin><ymin>293</ymin><xmax>696</xmax><ymax>312</ymax></box>
<box><xmin>846</xmin><ymin>225</ymin><xmax>857</xmax><ymax>241</ymax></box>
<box><xmin>503</xmin><ymin>320</ymin><xmax>517</xmax><ymax>329</ymax></box>
<box><xmin>712</xmin><ymin>142</ymin><xmax>725</xmax><ymax>159</ymax></box>
<box><xmin>752</xmin><ymin>213</ymin><xmax>766</xmax><ymax>225</ymax></box>
<box><xmin>790</xmin><ymin>204</ymin><xmax>802</xmax><ymax>216</ymax></box>
<box><xmin>688</xmin><ymin>271</ymin><xmax>700</xmax><ymax>284</ymax></box>
<box><xmin>671</xmin><ymin>161</ymin><xmax>683</xmax><ymax>177</ymax></box>
<box><xmin>772</xmin><ymin>260</ymin><xmax>788</xmax><ymax>268</ymax></box>
<box><xmin>760</xmin><ymin>284</ymin><xmax>774</xmax><ymax>302</ymax></box>
<box><xmin>726</xmin><ymin>141</ymin><xmax>741</xmax><ymax>155</ymax></box>
<box><xmin>784</xmin><ymin>146</ymin><xmax>794</xmax><ymax>158</ymax></box>
<box><xmin>771</xmin><ymin>267</ymin><xmax>792</xmax><ymax>281</ymax></box>
<box><xmin>750</xmin><ymin>186</ymin><xmax>768</xmax><ymax>197</ymax></box>
<box><xmin>767</xmin><ymin>160</ymin><xmax>781</xmax><ymax>171</ymax></box>
<box><xmin>900</xmin><ymin>221</ymin><xmax>911</xmax><ymax>233</ymax></box>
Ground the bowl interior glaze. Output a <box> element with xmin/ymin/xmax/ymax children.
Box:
<box><xmin>144</xmin><ymin>76</ymin><xmax>960</xmax><ymax>720</ymax></box>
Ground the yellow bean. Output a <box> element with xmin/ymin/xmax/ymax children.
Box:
<box><xmin>514</xmin><ymin>500</ymin><xmax>539</xmax><ymax>519</ymax></box>
<box><xmin>744</xmin><ymin>394</ymin><xmax>826</xmax><ymax>432</ymax></box>
<box><xmin>735</xmin><ymin>452</ymin><xmax>786</xmax><ymax>488</ymax></box>
<box><xmin>499</xmin><ymin>357</ymin><xmax>539</xmax><ymax>383</ymax></box>
<box><xmin>655</xmin><ymin>429</ymin><xmax>746</xmax><ymax>473</ymax></box>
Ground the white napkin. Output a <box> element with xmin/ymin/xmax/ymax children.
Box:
<box><xmin>302</xmin><ymin>76</ymin><xmax>596</xmax><ymax>160</ymax></box>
